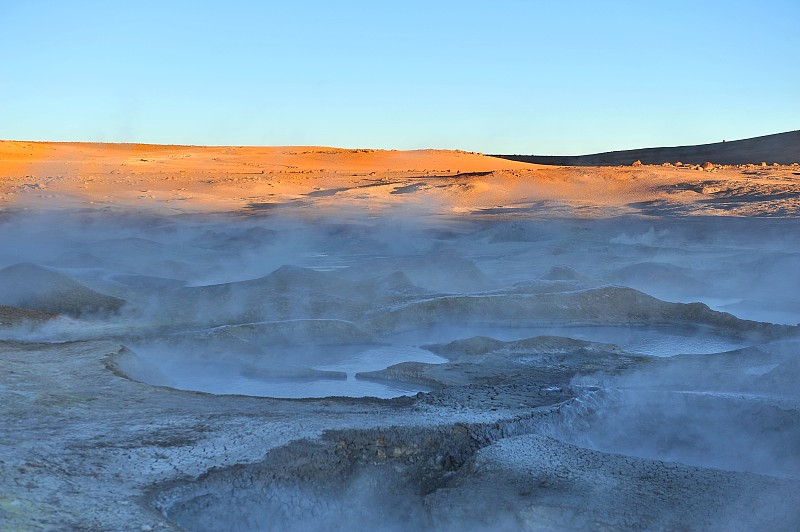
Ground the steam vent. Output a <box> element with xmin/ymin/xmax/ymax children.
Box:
<box><xmin>2</xmin><ymin>140</ymin><xmax>800</xmax><ymax>530</ymax></box>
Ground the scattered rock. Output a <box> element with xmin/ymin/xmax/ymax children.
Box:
<box><xmin>631</xmin><ymin>160</ymin><xmax>643</xmax><ymax>167</ymax></box>
<box><xmin>701</xmin><ymin>161</ymin><xmax>714</xmax><ymax>170</ymax></box>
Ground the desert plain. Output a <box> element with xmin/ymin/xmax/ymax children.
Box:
<box><xmin>1</xmin><ymin>135</ymin><xmax>800</xmax><ymax>530</ymax></box>
<box><xmin>2</xmin><ymin>138</ymin><xmax>800</xmax><ymax>217</ymax></box>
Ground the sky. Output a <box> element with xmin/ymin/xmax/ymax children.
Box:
<box><xmin>1</xmin><ymin>0</ymin><xmax>798</xmax><ymax>154</ymax></box>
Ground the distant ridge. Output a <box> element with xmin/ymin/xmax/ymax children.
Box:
<box><xmin>492</xmin><ymin>130</ymin><xmax>800</xmax><ymax>166</ymax></box>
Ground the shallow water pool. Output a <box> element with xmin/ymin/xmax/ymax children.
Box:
<box><xmin>117</xmin><ymin>342</ymin><xmax>446</xmax><ymax>399</ymax></box>
<box><xmin>116</xmin><ymin>323</ymin><xmax>753</xmax><ymax>399</ymax></box>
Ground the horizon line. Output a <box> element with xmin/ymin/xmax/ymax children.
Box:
<box><xmin>2</xmin><ymin>129</ymin><xmax>798</xmax><ymax>157</ymax></box>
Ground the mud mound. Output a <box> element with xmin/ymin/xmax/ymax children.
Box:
<box><xmin>94</xmin><ymin>236</ymin><xmax>171</xmax><ymax>254</ymax></box>
<box><xmin>49</xmin><ymin>251</ymin><xmax>122</xmax><ymax>270</ymax></box>
<box><xmin>743</xmin><ymin>253</ymin><xmax>800</xmax><ymax>298</ymax></box>
<box><xmin>255</xmin><ymin>264</ymin><xmax>334</xmax><ymax>292</ymax></box>
<box><xmin>168</xmin><ymin>266</ymin><xmax>362</xmax><ymax>323</ymax></box>
<box><xmin>756</xmin><ymin>357</ymin><xmax>800</xmax><ymax>394</ymax></box>
<box><xmin>622</xmin><ymin>346</ymin><xmax>781</xmax><ymax>390</ymax></box>
<box><xmin>108</xmin><ymin>274</ymin><xmax>188</xmax><ymax>291</ymax></box>
<box><xmin>607</xmin><ymin>262</ymin><xmax>707</xmax><ymax>295</ymax></box>
<box><xmin>366</xmin><ymin>286</ymin><xmax>794</xmax><ymax>338</ymax></box>
<box><xmin>483</xmin><ymin>221</ymin><xmax>549</xmax><ymax>243</ymax></box>
<box><xmin>401</xmin><ymin>254</ymin><xmax>493</xmax><ymax>293</ymax></box>
<box><xmin>423</xmin><ymin>336</ymin><xmax>506</xmax><ymax>358</ymax></box>
<box><xmin>425</xmin><ymin>335</ymin><xmax>625</xmax><ymax>360</ymax></box>
<box><xmin>542</xmin><ymin>265</ymin><xmax>589</xmax><ymax>281</ymax></box>
<box><xmin>157</xmin><ymin>424</ymin><xmax>487</xmax><ymax>532</ymax></box>
<box><xmin>0</xmin><ymin>304</ymin><xmax>57</xmax><ymax>326</ymax></box>
<box><xmin>188</xmin><ymin>226</ymin><xmax>277</xmax><ymax>250</ymax></box>
<box><xmin>550</xmin><ymin>388</ymin><xmax>800</xmax><ymax>479</ymax></box>
<box><xmin>341</xmin><ymin>254</ymin><xmax>493</xmax><ymax>293</ymax></box>
<box><xmin>364</xmin><ymin>271</ymin><xmax>429</xmax><ymax>297</ymax></box>
<box><xmin>427</xmin><ymin>433</ymin><xmax>800</xmax><ymax>530</ymax></box>
<box><xmin>503</xmin><ymin>278</ymin><xmax>592</xmax><ymax>295</ymax></box>
<box><xmin>205</xmin><ymin>320</ymin><xmax>375</xmax><ymax>346</ymax></box>
<box><xmin>360</xmin><ymin>335</ymin><xmax>638</xmax><ymax>389</ymax></box>
<box><xmin>105</xmin><ymin>346</ymin><xmax>175</xmax><ymax>387</ymax></box>
<box><xmin>168</xmin><ymin>266</ymin><xmax>431</xmax><ymax>324</ymax></box>
<box><xmin>158</xmin><ymin>412</ymin><xmax>800</xmax><ymax>531</ymax></box>
<box><xmin>0</xmin><ymin>263</ymin><xmax>125</xmax><ymax>317</ymax></box>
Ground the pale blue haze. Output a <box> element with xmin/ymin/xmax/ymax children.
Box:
<box><xmin>1</xmin><ymin>0</ymin><xmax>798</xmax><ymax>154</ymax></box>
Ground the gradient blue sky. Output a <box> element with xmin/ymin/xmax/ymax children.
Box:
<box><xmin>1</xmin><ymin>1</ymin><xmax>798</xmax><ymax>154</ymax></box>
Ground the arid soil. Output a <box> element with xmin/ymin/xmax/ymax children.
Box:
<box><xmin>1</xmin><ymin>141</ymin><xmax>799</xmax><ymax>530</ymax></box>
<box><xmin>2</xmin><ymin>140</ymin><xmax>800</xmax><ymax>217</ymax></box>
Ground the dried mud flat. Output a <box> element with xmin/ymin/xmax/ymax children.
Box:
<box><xmin>2</xmin><ymin>142</ymin><xmax>800</xmax><ymax>530</ymax></box>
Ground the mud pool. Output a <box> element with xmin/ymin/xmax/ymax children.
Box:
<box><xmin>2</xmin><ymin>209</ymin><xmax>799</xmax><ymax>530</ymax></box>
<box><xmin>117</xmin><ymin>325</ymin><xmax>752</xmax><ymax>399</ymax></box>
<box><xmin>119</xmin><ymin>342</ymin><xmax>447</xmax><ymax>398</ymax></box>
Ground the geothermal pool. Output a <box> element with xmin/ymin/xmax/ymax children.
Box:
<box><xmin>1</xmin><ymin>210</ymin><xmax>799</xmax><ymax>531</ymax></box>
<box><xmin>117</xmin><ymin>325</ymin><xmax>754</xmax><ymax>398</ymax></box>
<box><xmin>118</xmin><ymin>342</ymin><xmax>448</xmax><ymax>398</ymax></box>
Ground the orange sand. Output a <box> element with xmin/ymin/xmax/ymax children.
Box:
<box><xmin>1</xmin><ymin>140</ymin><xmax>798</xmax><ymax>217</ymax></box>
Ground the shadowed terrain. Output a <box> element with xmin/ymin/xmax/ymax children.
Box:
<box><xmin>493</xmin><ymin>130</ymin><xmax>800</xmax><ymax>166</ymax></box>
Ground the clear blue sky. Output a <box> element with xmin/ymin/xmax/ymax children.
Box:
<box><xmin>1</xmin><ymin>1</ymin><xmax>798</xmax><ymax>154</ymax></box>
